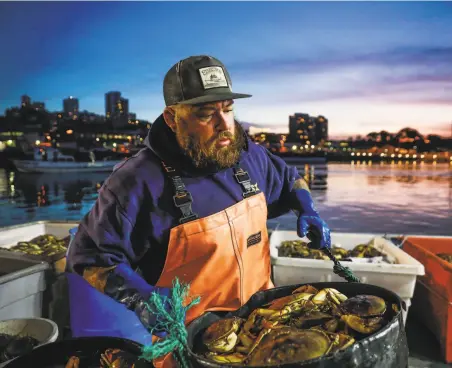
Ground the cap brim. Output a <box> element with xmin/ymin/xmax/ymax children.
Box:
<box><xmin>178</xmin><ymin>92</ymin><xmax>252</xmax><ymax>105</ymax></box>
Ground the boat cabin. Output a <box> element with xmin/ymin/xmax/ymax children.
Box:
<box><xmin>34</xmin><ymin>147</ymin><xmax>75</xmax><ymax>162</ymax></box>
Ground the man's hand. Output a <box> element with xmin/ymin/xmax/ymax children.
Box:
<box><xmin>135</xmin><ymin>287</ymin><xmax>175</xmax><ymax>338</ymax></box>
<box><xmin>98</xmin><ymin>263</ymin><xmax>185</xmax><ymax>337</ymax></box>
<box><xmin>289</xmin><ymin>180</ymin><xmax>331</xmax><ymax>249</ymax></box>
<box><xmin>297</xmin><ymin>215</ymin><xmax>331</xmax><ymax>249</ymax></box>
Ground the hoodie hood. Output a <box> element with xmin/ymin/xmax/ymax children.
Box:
<box><xmin>144</xmin><ymin>114</ymin><xmax>249</xmax><ymax>177</ymax></box>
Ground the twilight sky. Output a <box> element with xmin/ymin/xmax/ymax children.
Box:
<box><xmin>0</xmin><ymin>1</ymin><xmax>451</xmax><ymax>138</ymax></box>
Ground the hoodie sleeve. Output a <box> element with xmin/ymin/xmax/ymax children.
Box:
<box><xmin>66</xmin><ymin>184</ymin><xmax>145</xmax><ymax>273</ymax></box>
<box><xmin>257</xmin><ymin>146</ymin><xmax>302</xmax><ymax>219</ymax></box>
<box><xmin>65</xmin><ymin>181</ymin><xmax>173</xmax><ymax>332</ymax></box>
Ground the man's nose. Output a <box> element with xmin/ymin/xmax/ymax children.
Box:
<box><xmin>216</xmin><ymin>112</ymin><xmax>232</xmax><ymax>131</ymax></box>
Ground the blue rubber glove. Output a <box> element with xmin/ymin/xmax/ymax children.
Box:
<box><xmin>103</xmin><ymin>263</ymin><xmax>180</xmax><ymax>338</ymax></box>
<box><xmin>290</xmin><ymin>189</ymin><xmax>331</xmax><ymax>249</ymax></box>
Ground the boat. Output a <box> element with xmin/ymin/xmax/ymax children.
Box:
<box><xmin>13</xmin><ymin>160</ymin><xmax>122</xmax><ymax>173</ymax></box>
<box><xmin>283</xmin><ymin>156</ymin><xmax>327</xmax><ymax>164</ymax></box>
<box><xmin>12</xmin><ymin>147</ymin><xmax>123</xmax><ymax>173</ymax></box>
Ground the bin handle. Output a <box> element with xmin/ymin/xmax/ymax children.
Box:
<box><xmin>307</xmin><ymin>229</ymin><xmax>361</xmax><ymax>283</ymax></box>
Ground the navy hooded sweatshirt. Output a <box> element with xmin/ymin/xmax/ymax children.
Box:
<box><xmin>66</xmin><ymin>114</ymin><xmax>301</xmax><ymax>285</ymax></box>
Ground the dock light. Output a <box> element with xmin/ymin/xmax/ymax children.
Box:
<box><xmin>35</xmin><ymin>140</ymin><xmax>40</xmax><ymax>145</ymax></box>
<box><xmin>351</xmin><ymin>152</ymin><xmax>355</xmax><ymax>156</ymax></box>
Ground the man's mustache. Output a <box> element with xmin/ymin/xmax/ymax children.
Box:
<box><xmin>217</xmin><ymin>131</ymin><xmax>234</xmax><ymax>141</ymax></box>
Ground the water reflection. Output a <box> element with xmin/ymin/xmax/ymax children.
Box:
<box><xmin>273</xmin><ymin>162</ymin><xmax>452</xmax><ymax>236</ymax></box>
<box><xmin>0</xmin><ymin>162</ymin><xmax>451</xmax><ymax>235</ymax></box>
<box><xmin>297</xmin><ymin>164</ymin><xmax>328</xmax><ymax>192</ymax></box>
<box><xmin>0</xmin><ymin>169</ymin><xmax>107</xmax><ymax>225</ymax></box>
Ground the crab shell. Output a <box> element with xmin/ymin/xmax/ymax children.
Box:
<box><xmin>317</xmin><ymin>330</ymin><xmax>356</xmax><ymax>353</ymax></box>
<box><xmin>205</xmin><ymin>352</ymin><xmax>247</xmax><ymax>364</ymax></box>
<box><xmin>289</xmin><ymin>310</ymin><xmax>334</xmax><ymax>329</ymax></box>
<box><xmin>312</xmin><ymin>288</ymin><xmax>348</xmax><ymax>306</ymax></box>
<box><xmin>246</xmin><ymin>326</ymin><xmax>331</xmax><ymax>366</ymax></box>
<box><xmin>202</xmin><ymin>317</ymin><xmax>244</xmax><ymax>353</ymax></box>
<box><xmin>341</xmin><ymin>315</ymin><xmax>384</xmax><ymax>335</ymax></box>
<box><xmin>65</xmin><ymin>356</ymin><xmax>80</xmax><ymax>368</ymax></box>
<box><xmin>99</xmin><ymin>348</ymin><xmax>136</xmax><ymax>368</ymax></box>
<box><xmin>339</xmin><ymin>295</ymin><xmax>387</xmax><ymax>317</ymax></box>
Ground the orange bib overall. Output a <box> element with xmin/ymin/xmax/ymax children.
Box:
<box><xmin>152</xmin><ymin>163</ymin><xmax>274</xmax><ymax>367</ymax></box>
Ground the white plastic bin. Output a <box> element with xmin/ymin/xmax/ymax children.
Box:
<box><xmin>270</xmin><ymin>231</ymin><xmax>425</xmax><ymax>324</ymax></box>
<box><xmin>0</xmin><ymin>221</ymin><xmax>78</xmax><ymax>250</ymax></box>
<box><xmin>0</xmin><ymin>253</ymin><xmax>50</xmax><ymax>320</ymax></box>
<box><xmin>0</xmin><ymin>318</ymin><xmax>59</xmax><ymax>367</ymax></box>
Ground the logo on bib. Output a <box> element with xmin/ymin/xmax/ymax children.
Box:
<box><xmin>247</xmin><ymin>231</ymin><xmax>262</xmax><ymax>248</ymax></box>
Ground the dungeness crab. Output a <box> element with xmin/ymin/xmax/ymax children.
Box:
<box><xmin>200</xmin><ymin>285</ymin><xmax>392</xmax><ymax>366</ymax></box>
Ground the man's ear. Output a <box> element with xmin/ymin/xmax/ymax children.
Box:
<box><xmin>163</xmin><ymin>106</ymin><xmax>177</xmax><ymax>132</ymax></box>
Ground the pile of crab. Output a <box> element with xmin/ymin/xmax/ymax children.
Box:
<box><xmin>199</xmin><ymin>285</ymin><xmax>397</xmax><ymax>366</ymax></box>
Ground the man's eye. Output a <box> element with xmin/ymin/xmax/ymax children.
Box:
<box><xmin>224</xmin><ymin>109</ymin><xmax>233</xmax><ymax>113</ymax></box>
<box><xmin>198</xmin><ymin>114</ymin><xmax>213</xmax><ymax>120</ymax></box>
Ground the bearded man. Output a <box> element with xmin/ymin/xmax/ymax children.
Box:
<box><xmin>66</xmin><ymin>55</ymin><xmax>331</xmax><ymax>367</ymax></box>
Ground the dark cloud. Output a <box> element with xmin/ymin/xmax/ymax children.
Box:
<box><xmin>229</xmin><ymin>46</ymin><xmax>452</xmax><ymax>75</ymax></box>
<box><xmin>237</xmin><ymin>46</ymin><xmax>452</xmax><ymax>106</ymax></box>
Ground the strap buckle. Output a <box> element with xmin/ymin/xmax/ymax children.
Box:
<box><xmin>235</xmin><ymin>171</ymin><xmax>251</xmax><ymax>184</ymax></box>
<box><xmin>179</xmin><ymin>213</ymin><xmax>199</xmax><ymax>224</ymax></box>
<box><xmin>173</xmin><ymin>191</ymin><xmax>193</xmax><ymax>207</ymax></box>
<box><xmin>243</xmin><ymin>191</ymin><xmax>255</xmax><ymax>199</ymax></box>
<box><xmin>163</xmin><ymin>164</ymin><xmax>176</xmax><ymax>173</ymax></box>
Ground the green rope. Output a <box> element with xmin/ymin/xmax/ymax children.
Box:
<box><xmin>140</xmin><ymin>278</ymin><xmax>201</xmax><ymax>368</ymax></box>
<box><xmin>322</xmin><ymin>248</ymin><xmax>361</xmax><ymax>283</ymax></box>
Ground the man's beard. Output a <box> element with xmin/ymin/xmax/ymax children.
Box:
<box><xmin>175</xmin><ymin>120</ymin><xmax>246</xmax><ymax>169</ymax></box>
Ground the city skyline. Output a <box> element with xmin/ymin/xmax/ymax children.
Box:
<box><xmin>1</xmin><ymin>2</ymin><xmax>451</xmax><ymax>139</ymax></box>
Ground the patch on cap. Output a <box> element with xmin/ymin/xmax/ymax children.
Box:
<box><xmin>198</xmin><ymin>66</ymin><xmax>229</xmax><ymax>90</ymax></box>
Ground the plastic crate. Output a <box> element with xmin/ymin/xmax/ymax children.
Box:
<box><xmin>270</xmin><ymin>231</ymin><xmax>425</xmax><ymax>324</ymax></box>
<box><xmin>0</xmin><ymin>221</ymin><xmax>78</xmax><ymax>248</ymax></box>
<box><xmin>0</xmin><ymin>253</ymin><xmax>50</xmax><ymax>320</ymax></box>
<box><xmin>0</xmin><ymin>221</ymin><xmax>78</xmax><ymax>265</ymax></box>
<box><xmin>402</xmin><ymin>236</ymin><xmax>452</xmax><ymax>363</ymax></box>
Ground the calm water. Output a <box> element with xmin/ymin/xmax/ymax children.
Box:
<box><xmin>0</xmin><ymin>162</ymin><xmax>451</xmax><ymax>236</ymax></box>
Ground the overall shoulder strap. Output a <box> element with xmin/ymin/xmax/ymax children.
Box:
<box><xmin>161</xmin><ymin>162</ymin><xmax>199</xmax><ymax>224</ymax></box>
<box><xmin>233</xmin><ymin>163</ymin><xmax>259</xmax><ymax>198</ymax></box>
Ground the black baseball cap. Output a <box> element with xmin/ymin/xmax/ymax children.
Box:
<box><xmin>163</xmin><ymin>55</ymin><xmax>252</xmax><ymax>106</ymax></box>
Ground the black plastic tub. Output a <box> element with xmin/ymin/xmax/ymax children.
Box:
<box><xmin>186</xmin><ymin>282</ymin><xmax>408</xmax><ymax>368</ymax></box>
<box><xmin>3</xmin><ymin>336</ymin><xmax>153</xmax><ymax>367</ymax></box>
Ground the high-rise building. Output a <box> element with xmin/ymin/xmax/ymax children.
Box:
<box><xmin>105</xmin><ymin>91</ymin><xmax>122</xmax><ymax>118</ymax></box>
<box><xmin>288</xmin><ymin>113</ymin><xmax>328</xmax><ymax>144</ymax></box>
<box><xmin>118</xmin><ymin>97</ymin><xmax>129</xmax><ymax>116</ymax></box>
<box><xmin>21</xmin><ymin>95</ymin><xmax>31</xmax><ymax>107</ymax></box>
<box><xmin>289</xmin><ymin>113</ymin><xmax>312</xmax><ymax>143</ymax></box>
<box><xmin>63</xmin><ymin>96</ymin><xmax>79</xmax><ymax>116</ymax></box>
<box><xmin>31</xmin><ymin>102</ymin><xmax>45</xmax><ymax>111</ymax></box>
<box><xmin>315</xmin><ymin>115</ymin><xmax>328</xmax><ymax>143</ymax></box>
